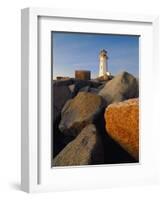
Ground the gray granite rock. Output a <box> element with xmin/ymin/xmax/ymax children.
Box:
<box><xmin>53</xmin><ymin>84</ymin><xmax>72</xmax><ymax>121</ymax></box>
<box><xmin>99</xmin><ymin>71</ymin><xmax>139</xmax><ymax>104</ymax></box>
<box><xmin>59</xmin><ymin>92</ymin><xmax>106</xmax><ymax>136</ymax></box>
<box><xmin>53</xmin><ymin>124</ymin><xmax>104</xmax><ymax>166</ymax></box>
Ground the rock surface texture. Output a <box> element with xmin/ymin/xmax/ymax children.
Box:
<box><xmin>104</xmin><ymin>98</ymin><xmax>139</xmax><ymax>160</ymax></box>
<box><xmin>59</xmin><ymin>91</ymin><xmax>106</xmax><ymax>136</ymax></box>
<box><xmin>53</xmin><ymin>124</ymin><xmax>104</xmax><ymax>166</ymax></box>
<box><xmin>99</xmin><ymin>72</ymin><xmax>139</xmax><ymax>105</ymax></box>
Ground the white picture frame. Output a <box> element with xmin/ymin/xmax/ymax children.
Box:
<box><xmin>21</xmin><ymin>7</ymin><xmax>159</xmax><ymax>193</ymax></box>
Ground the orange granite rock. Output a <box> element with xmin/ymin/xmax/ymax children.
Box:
<box><xmin>104</xmin><ymin>98</ymin><xmax>139</xmax><ymax>160</ymax></box>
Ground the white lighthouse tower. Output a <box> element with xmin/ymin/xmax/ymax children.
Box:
<box><xmin>99</xmin><ymin>49</ymin><xmax>110</xmax><ymax>77</ymax></box>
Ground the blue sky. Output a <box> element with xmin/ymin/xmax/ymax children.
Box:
<box><xmin>52</xmin><ymin>32</ymin><xmax>139</xmax><ymax>79</ymax></box>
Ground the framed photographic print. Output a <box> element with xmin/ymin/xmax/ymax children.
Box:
<box><xmin>21</xmin><ymin>8</ymin><xmax>159</xmax><ymax>193</ymax></box>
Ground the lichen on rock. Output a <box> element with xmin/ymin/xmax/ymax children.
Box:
<box><xmin>104</xmin><ymin>98</ymin><xmax>139</xmax><ymax>160</ymax></box>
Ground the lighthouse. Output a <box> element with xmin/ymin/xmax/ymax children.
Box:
<box><xmin>99</xmin><ymin>49</ymin><xmax>110</xmax><ymax>77</ymax></box>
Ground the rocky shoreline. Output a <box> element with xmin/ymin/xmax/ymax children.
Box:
<box><xmin>52</xmin><ymin>71</ymin><xmax>139</xmax><ymax>166</ymax></box>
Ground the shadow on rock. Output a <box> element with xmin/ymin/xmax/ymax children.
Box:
<box><xmin>53</xmin><ymin>115</ymin><xmax>74</xmax><ymax>158</ymax></box>
<box><xmin>94</xmin><ymin>108</ymin><xmax>137</xmax><ymax>164</ymax></box>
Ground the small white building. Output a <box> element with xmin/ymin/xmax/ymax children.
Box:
<box><xmin>99</xmin><ymin>49</ymin><xmax>110</xmax><ymax>77</ymax></box>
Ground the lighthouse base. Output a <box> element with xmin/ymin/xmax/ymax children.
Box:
<box><xmin>97</xmin><ymin>73</ymin><xmax>113</xmax><ymax>81</ymax></box>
